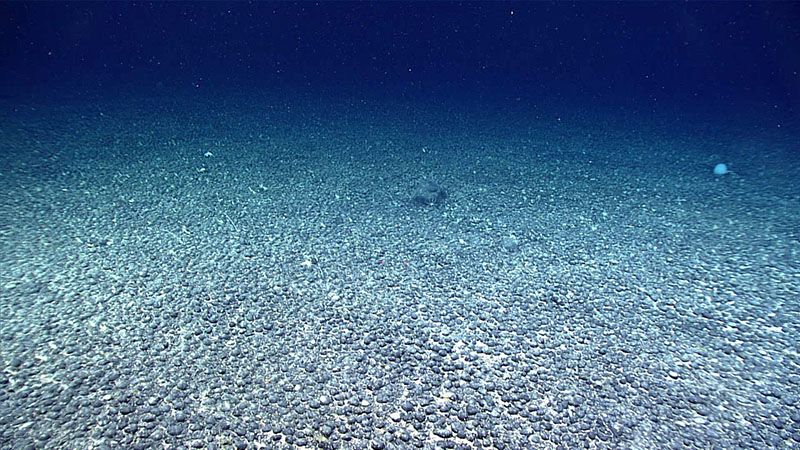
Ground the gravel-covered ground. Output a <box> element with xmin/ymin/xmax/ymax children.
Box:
<box><xmin>1</xmin><ymin>91</ymin><xmax>799</xmax><ymax>449</ymax></box>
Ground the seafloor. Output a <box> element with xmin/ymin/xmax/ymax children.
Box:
<box><xmin>1</xmin><ymin>88</ymin><xmax>798</xmax><ymax>449</ymax></box>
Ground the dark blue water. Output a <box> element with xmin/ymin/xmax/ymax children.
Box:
<box><xmin>2</xmin><ymin>3</ymin><xmax>798</xmax><ymax>112</ymax></box>
<box><xmin>1</xmin><ymin>3</ymin><xmax>798</xmax><ymax>449</ymax></box>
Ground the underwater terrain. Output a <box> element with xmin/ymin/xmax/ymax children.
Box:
<box><xmin>1</xmin><ymin>2</ymin><xmax>799</xmax><ymax>449</ymax></box>
<box><xmin>1</xmin><ymin>85</ymin><xmax>798</xmax><ymax>449</ymax></box>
